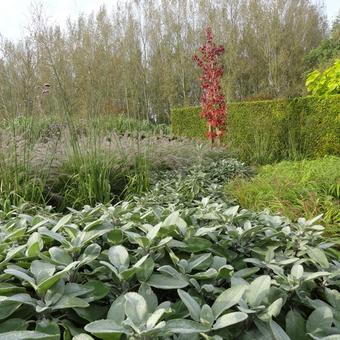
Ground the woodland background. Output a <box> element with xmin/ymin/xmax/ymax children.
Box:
<box><xmin>0</xmin><ymin>0</ymin><xmax>339</xmax><ymax>122</ymax></box>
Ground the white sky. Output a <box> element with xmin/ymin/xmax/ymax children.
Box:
<box><xmin>0</xmin><ymin>0</ymin><xmax>117</xmax><ymax>41</ymax></box>
<box><xmin>0</xmin><ymin>0</ymin><xmax>339</xmax><ymax>41</ymax></box>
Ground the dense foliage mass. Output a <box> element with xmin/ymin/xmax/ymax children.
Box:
<box><xmin>171</xmin><ymin>95</ymin><xmax>340</xmax><ymax>164</ymax></box>
<box><xmin>0</xmin><ymin>158</ymin><xmax>339</xmax><ymax>339</ymax></box>
<box><xmin>225</xmin><ymin>156</ymin><xmax>340</xmax><ymax>236</ymax></box>
<box><xmin>306</xmin><ymin>59</ymin><xmax>340</xmax><ymax>96</ymax></box>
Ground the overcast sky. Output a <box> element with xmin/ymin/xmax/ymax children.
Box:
<box><xmin>0</xmin><ymin>0</ymin><xmax>339</xmax><ymax>41</ymax></box>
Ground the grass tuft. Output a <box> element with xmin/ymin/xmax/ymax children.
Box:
<box><xmin>225</xmin><ymin>156</ymin><xmax>340</xmax><ymax>235</ymax></box>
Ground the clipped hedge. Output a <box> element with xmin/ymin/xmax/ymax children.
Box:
<box><xmin>171</xmin><ymin>95</ymin><xmax>340</xmax><ymax>164</ymax></box>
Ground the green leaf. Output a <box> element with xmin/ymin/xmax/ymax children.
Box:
<box><xmin>212</xmin><ymin>312</ymin><xmax>248</xmax><ymax>330</ymax></box>
<box><xmin>38</xmin><ymin>227</ymin><xmax>69</xmax><ymax>247</ymax></box>
<box><xmin>48</xmin><ymin>247</ymin><xmax>73</xmax><ymax>266</ymax></box>
<box><xmin>307</xmin><ymin>248</ymin><xmax>329</xmax><ymax>268</ymax></box>
<box><xmin>0</xmin><ymin>331</ymin><xmax>56</xmax><ymax>340</ymax></box>
<box><xmin>30</xmin><ymin>261</ymin><xmax>55</xmax><ymax>284</ymax></box>
<box><xmin>4</xmin><ymin>267</ymin><xmax>36</xmax><ymax>289</ymax></box>
<box><xmin>136</xmin><ymin>257</ymin><xmax>154</xmax><ymax>282</ymax></box>
<box><xmin>0</xmin><ymin>318</ymin><xmax>27</xmax><ymax>333</ymax></box>
<box><xmin>212</xmin><ymin>285</ymin><xmax>247</xmax><ymax>318</ymax></box>
<box><xmin>245</xmin><ymin>275</ymin><xmax>271</xmax><ymax>307</ymax></box>
<box><xmin>26</xmin><ymin>233</ymin><xmax>43</xmax><ymax>257</ymax></box>
<box><xmin>74</xmin><ymin>303</ymin><xmax>107</xmax><ymax>322</ymax></box>
<box><xmin>146</xmin><ymin>223</ymin><xmax>161</xmax><ymax>240</ymax></box>
<box><xmin>165</xmin><ymin>319</ymin><xmax>210</xmax><ymax>334</ymax></box>
<box><xmin>107</xmin><ymin>295</ymin><xmax>125</xmax><ymax>323</ymax></box>
<box><xmin>36</xmin><ymin>261</ymin><xmax>79</xmax><ymax>295</ymax></box>
<box><xmin>0</xmin><ymin>283</ymin><xmax>25</xmax><ymax>295</ymax></box>
<box><xmin>178</xmin><ymin>289</ymin><xmax>201</xmax><ymax>322</ymax></box>
<box><xmin>83</xmin><ymin>281</ymin><xmax>109</xmax><ymax>302</ymax></box>
<box><xmin>200</xmin><ymin>304</ymin><xmax>214</xmax><ymax>327</ymax></box>
<box><xmin>0</xmin><ymin>299</ymin><xmax>22</xmax><ymax>320</ymax></box>
<box><xmin>306</xmin><ymin>306</ymin><xmax>333</xmax><ymax>334</ymax></box>
<box><xmin>85</xmin><ymin>320</ymin><xmax>129</xmax><ymax>337</ymax></box>
<box><xmin>260</xmin><ymin>298</ymin><xmax>283</xmax><ymax>321</ymax></box>
<box><xmin>72</xmin><ymin>334</ymin><xmax>95</xmax><ymax>340</ymax></box>
<box><xmin>35</xmin><ymin>320</ymin><xmax>60</xmax><ymax>340</ymax></box>
<box><xmin>146</xmin><ymin>308</ymin><xmax>166</xmax><ymax>330</ymax></box>
<box><xmin>270</xmin><ymin>320</ymin><xmax>291</xmax><ymax>340</ymax></box>
<box><xmin>138</xmin><ymin>283</ymin><xmax>158</xmax><ymax>313</ymax></box>
<box><xmin>305</xmin><ymin>271</ymin><xmax>330</xmax><ymax>281</ymax></box>
<box><xmin>79</xmin><ymin>244</ymin><xmax>101</xmax><ymax>265</ymax></box>
<box><xmin>52</xmin><ymin>214</ymin><xmax>72</xmax><ymax>232</ymax></box>
<box><xmin>52</xmin><ymin>296</ymin><xmax>89</xmax><ymax>310</ymax></box>
<box><xmin>63</xmin><ymin>282</ymin><xmax>90</xmax><ymax>297</ymax></box>
<box><xmin>224</xmin><ymin>205</ymin><xmax>239</xmax><ymax>216</ymax></box>
<box><xmin>184</xmin><ymin>237</ymin><xmax>212</xmax><ymax>252</ymax></box>
<box><xmin>108</xmin><ymin>245</ymin><xmax>130</xmax><ymax>271</ymax></box>
<box><xmin>324</xmin><ymin>288</ymin><xmax>340</xmax><ymax>310</ymax></box>
<box><xmin>291</xmin><ymin>264</ymin><xmax>304</xmax><ymax>280</ymax></box>
<box><xmin>233</xmin><ymin>267</ymin><xmax>260</xmax><ymax>278</ymax></box>
<box><xmin>189</xmin><ymin>268</ymin><xmax>217</xmax><ymax>280</ymax></box>
<box><xmin>124</xmin><ymin>292</ymin><xmax>148</xmax><ymax>326</ymax></box>
<box><xmin>107</xmin><ymin>229</ymin><xmax>123</xmax><ymax>245</ymax></box>
<box><xmin>286</xmin><ymin>310</ymin><xmax>307</xmax><ymax>340</ymax></box>
<box><xmin>5</xmin><ymin>293</ymin><xmax>37</xmax><ymax>306</ymax></box>
<box><xmin>217</xmin><ymin>265</ymin><xmax>234</xmax><ymax>279</ymax></box>
<box><xmin>162</xmin><ymin>211</ymin><xmax>187</xmax><ymax>234</ymax></box>
<box><xmin>148</xmin><ymin>274</ymin><xmax>188</xmax><ymax>289</ymax></box>
<box><xmin>187</xmin><ymin>253</ymin><xmax>212</xmax><ymax>272</ymax></box>
<box><xmin>268</xmin><ymin>298</ymin><xmax>283</xmax><ymax>317</ymax></box>
<box><xmin>0</xmin><ymin>245</ymin><xmax>26</xmax><ymax>266</ymax></box>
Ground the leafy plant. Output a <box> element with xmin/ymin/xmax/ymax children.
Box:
<box><xmin>0</xmin><ymin>158</ymin><xmax>339</xmax><ymax>339</ymax></box>
<box><xmin>225</xmin><ymin>156</ymin><xmax>340</xmax><ymax>236</ymax></box>
<box><xmin>194</xmin><ymin>27</ymin><xmax>226</xmax><ymax>144</ymax></box>
<box><xmin>306</xmin><ymin>59</ymin><xmax>340</xmax><ymax>96</ymax></box>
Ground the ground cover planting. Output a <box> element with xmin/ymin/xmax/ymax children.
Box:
<box><xmin>0</xmin><ymin>158</ymin><xmax>339</xmax><ymax>339</ymax></box>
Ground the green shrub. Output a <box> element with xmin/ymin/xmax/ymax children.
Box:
<box><xmin>0</xmin><ymin>159</ymin><xmax>339</xmax><ymax>339</ymax></box>
<box><xmin>306</xmin><ymin>59</ymin><xmax>340</xmax><ymax>96</ymax></box>
<box><xmin>171</xmin><ymin>95</ymin><xmax>340</xmax><ymax>164</ymax></box>
<box><xmin>225</xmin><ymin>156</ymin><xmax>340</xmax><ymax>236</ymax></box>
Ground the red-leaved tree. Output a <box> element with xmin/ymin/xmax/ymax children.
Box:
<box><xmin>193</xmin><ymin>27</ymin><xmax>226</xmax><ymax>144</ymax></box>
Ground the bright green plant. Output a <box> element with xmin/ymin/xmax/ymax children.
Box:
<box><xmin>225</xmin><ymin>156</ymin><xmax>340</xmax><ymax>236</ymax></box>
<box><xmin>306</xmin><ymin>59</ymin><xmax>340</xmax><ymax>96</ymax></box>
<box><xmin>0</xmin><ymin>159</ymin><xmax>339</xmax><ymax>339</ymax></box>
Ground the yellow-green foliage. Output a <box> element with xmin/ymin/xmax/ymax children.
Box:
<box><xmin>225</xmin><ymin>156</ymin><xmax>340</xmax><ymax>236</ymax></box>
<box><xmin>171</xmin><ymin>95</ymin><xmax>340</xmax><ymax>164</ymax></box>
<box><xmin>306</xmin><ymin>59</ymin><xmax>340</xmax><ymax>96</ymax></box>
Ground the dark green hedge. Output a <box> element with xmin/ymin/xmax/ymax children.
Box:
<box><xmin>171</xmin><ymin>95</ymin><xmax>340</xmax><ymax>164</ymax></box>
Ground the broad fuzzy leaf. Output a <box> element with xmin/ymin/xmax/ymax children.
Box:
<box><xmin>212</xmin><ymin>285</ymin><xmax>247</xmax><ymax>318</ymax></box>
<box><xmin>213</xmin><ymin>312</ymin><xmax>248</xmax><ymax>330</ymax></box>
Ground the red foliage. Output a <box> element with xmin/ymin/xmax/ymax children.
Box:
<box><xmin>193</xmin><ymin>27</ymin><xmax>226</xmax><ymax>141</ymax></box>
